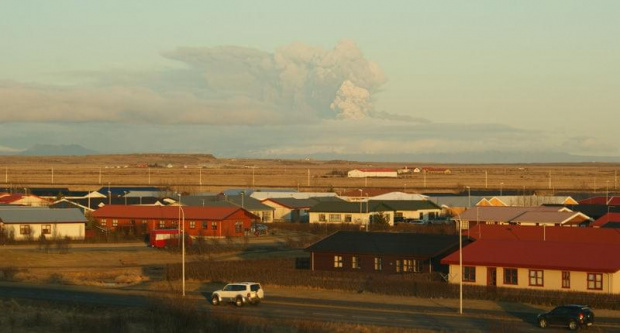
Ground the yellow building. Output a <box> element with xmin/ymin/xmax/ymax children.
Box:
<box><xmin>441</xmin><ymin>239</ymin><xmax>620</xmax><ymax>294</ymax></box>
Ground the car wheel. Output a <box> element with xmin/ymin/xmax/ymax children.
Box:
<box><xmin>235</xmin><ymin>296</ymin><xmax>244</xmax><ymax>307</ymax></box>
<box><xmin>251</xmin><ymin>298</ymin><xmax>260</xmax><ymax>305</ymax></box>
<box><xmin>538</xmin><ymin>318</ymin><xmax>547</xmax><ymax>329</ymax></box>
<box><xmin>211</xmin><ymin>295</ymin><xmax>220</xmax><ymax>306</ymax></box>
<box><xmin>568</xmin><ymin>320</ymin><xmax>578</xmax><ymax>331</ymax></box>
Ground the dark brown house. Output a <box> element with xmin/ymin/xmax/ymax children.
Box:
<box><xmin>306</xmin><ymin>231</ymin><xmax>463</xmax><ymax>274</ymax></box>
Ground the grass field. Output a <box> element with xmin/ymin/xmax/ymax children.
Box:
<box><xmin>1</xmin><ymin>154</ymin><xmax>619</xmax><ymax>194</ymax></box>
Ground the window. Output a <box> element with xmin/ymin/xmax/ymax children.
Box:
<box><xmin>352</xmin><ymin>256</ymin><xmax>360</xmax><ymax>269</ymax></box>
<box><xmin>112</xmin><ymin>219</ymin><xmax>118</xmax><ymax>227</ymax></box>
<box><xmin>20</xmin><ymin>225</ymin><xmax>31</xmax><ymax>235</ymax></box>
<box><xmin>398</xmin><ymin>259</ymin><xmax>418</xmax><ymax>273</ymax></box>
<box><xmin>344</xmin><ymin>214</ymin><xmax>352</xmax><ymax>222</ymax></box>
<box><xmin>235</xmin><ymin>221</ymin><xmax>243</xmax><ymax>233</ymax></box>
<box><xmin>587</xmin><ymin>273</ymin><xmax>602</xmax><ymax>290</ymax></box>
<box><xmin>41</xmin><ymin>225</ymin><xmax>51</xmax><ymax>235</ymax></box>
<box><xmin>562</xmin><ymin>271</ymin><xmax>570</xmax><ymax>289</ymax></box>
<box><xmin>101</xmin><ymin>219</ymin><xmax>107</xmax><ymax>226</ymax></box>
<box><xmin>211</xmin><ymin>221</ymin><xmax>217</xmax><ymax>230</ymax></box>
<box><xmin>504</xmin><ymin>268</ymin><xmax>518</xmax><ymax>285</ymax></box>
<box><xmin>463</xmin><ymin>266</ymin><xmax>476</xmax><ymax>282</ymax></box>
<box><xmin>141</xmin><ymin>220</ymin><xmax>147</xmax><ymax>224</ymax></box>
<box><xmin>202</xmin><ymin>221</ymin><xmax>208</xmax><ymax>229</ymax></box>
<box><xmin>405</xmin><ymin>259</ymin><xmax>423</xmax><ymax>273</ymax></box>
<box><xmin>334</xmin><ymin>255</ymin><xmax>343</xmax><ymax>268</ymax></box>
<box><xmin>529</xmin><ymin>270</ymin><xmax>544</xmax><ymax>287</ymax></box>
<box><xmin>189</xmin><ymin>221</ymin><xmax>195</xmax><ymax>229</ymax></box>
<box><xmin>328</xmin><ymin>214</ymin><xmax>341</xmax><ymax>222</ymax></box>
<box><xmin>319</xmin><ymin>214</ymin><xmax>326</xmax><ymax>222</ymax></box>
<box><xmin>374</xmin><ymin>257</ymin><xmax>382</xmax><ymax>271</ymax></box>
<box><xmin>159</xmin><ymin>220</ymin><xmax>165</xmax><ymax>228</ymax></box>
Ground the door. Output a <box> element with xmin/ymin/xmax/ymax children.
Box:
<box><xmin>487</xmin><ymin>267</ymin><xmax>497</xmax><ymax>286</ymax></box>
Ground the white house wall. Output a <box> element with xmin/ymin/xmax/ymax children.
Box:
<box><xmin>309</xmin><ymin>211</ymin><xmax>394</xmax><ymax>226</ymax></box>
<box><xmin>3</xmin><ymin>223</ymin><xmax>85</xmax><ymax>241</ymax></box>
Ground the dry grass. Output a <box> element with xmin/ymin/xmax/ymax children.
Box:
<box><xmin>0</xmin><ymin>297</ymin><xmax>434</xmax><ymax>333</ymax></box>
<box><xmin>1</xmin><ymin>154</ymin><xmax>618</xmax><ymax>194</ymax></box>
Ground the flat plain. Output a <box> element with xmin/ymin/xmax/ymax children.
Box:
<box><xmin>1</xmin><ymin>154</ymin><xmax>619</xmax><ymax>195</ymax></box>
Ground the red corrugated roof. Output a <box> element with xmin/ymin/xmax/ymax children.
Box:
<box><xmin>0</xmin><ymin>194</ymin><xmax>22</xmax><ymax>203</ymax></box>
<box><xmin>578</xmin><ymin>196</ymin><xmax>620</xmax><ymax>205</ymax></box>
<box><xmin>356</xmin><ymin>168</ymin><xmax>396</xmax><ymax>172</ymax></box>
<box><xmin>441</xmin><ymin>239</ymin><xmax>620</xmax><ymax>273</ymax></box>
<box><xmin>91</xmin><ymin>205</ymin><xmax>243</xmax><ymax>220</ymax></box>
<box><xmin>592</xmin><ymin>213</ymin><xmax>620</xmax><ymax>228</ymax></box>
<box><xmin>465</xmin><ymin>224</ymin><xmax>620</xmax><ymax>244</ymax></box>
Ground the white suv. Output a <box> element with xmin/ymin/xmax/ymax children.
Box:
<box><xmin>211</xmin><ymin>282</ymin><xmax>264</xmax><ymax>307</ymax></box>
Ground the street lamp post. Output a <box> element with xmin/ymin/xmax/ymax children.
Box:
<box><xmin>178</xmin><ymin>194</ymin><xmax>186</xmax><ymax>297</ymax></box>
<box><xmin>606</xmin><ymin>181</ymin><xmax>610</xmax><ymax>203</ymax></box>
<box><xmin>466</xmin><ymin>186</ymin><xmax>471</xmax><ymax>207</ymax></box>
<box><xmin>458</xmin><ymin>216</ymin><xmax>463</xmax><ymax>314</ymax></box>
<box><xmin>358</xmin><ymin>189</ymin><xmax>363</xmax><ymax>225</ymax></box>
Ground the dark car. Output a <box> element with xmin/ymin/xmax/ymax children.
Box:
<box><xmin>537</xmin><ymin>304</ymin><xmax>594</xmax><ymax>330</ymax></box>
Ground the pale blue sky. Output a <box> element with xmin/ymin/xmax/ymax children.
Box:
<box><xmin>1</xmin><ymin>1</ymin><xmax>619</xmax><ymax>161</ymax></box>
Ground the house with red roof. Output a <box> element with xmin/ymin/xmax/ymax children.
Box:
<box><xmin>579</xmin><ymin>196</ymin><xmax>620</xmax><ymax>206</ymax></box>
<box><xmin>592</xmin><ymin>213</ymin><xmax>620</xmax><ymax>229</ymax></box>
<box><xmin>347</xmin><ymin>168</ymin><xmax>397</xmax><ymax>178</ymax></box>
<box><xmin>465</xmin><ymin>224</ymin><xmax>620</xmax><ymax>243</ymax></box>
<box><xmin>441</xmin><ymin>239</ymin><xmax>620</xmax><ymax>294</ymax></box>
<box><xmin>91</xmin><ymin>205</ymin><xmax>258</xmax><ymax>237</ymax></box>
<box><xmin>0</xmin><ymin>194</ymin><xmax>50</xmax><ymax>207</ymax></box>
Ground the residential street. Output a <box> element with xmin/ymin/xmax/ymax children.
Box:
<box><xmin>1</xmin><ymin>281</ymin><xmax>619</xmax><ymax>332</ymax></box>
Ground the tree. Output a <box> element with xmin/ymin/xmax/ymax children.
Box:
<box><xmin>370</xmin><ymin>211</ymin><xmax>390</xmax><ymax>230</ymax></box>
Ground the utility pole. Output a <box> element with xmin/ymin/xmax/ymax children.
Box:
<box><xmin>485</xmin><ymin>170</ymin><xmax>488</xmax><ymax>189</ymax></box>
<box><xmin>548</xmin><ymin>171</ymin><xmax>551</xmax><ymax>190</ymax></box>
<box><xmin>307</xmin><ymin>169</ymin><xmax>310</xmax><ymax>187</ymax></box>
<box><xmin>51</xmin><ymin>167</ymin><xmax>54</xmax><ymax>184</ymax></box>
<box><xmin>199</xmin><ymin>167</ymin><xmax>202</xmax><ymax>186</ymax></box>
<box><xmin>5</xmin><ymin>167</ymin><xmax>8</xmax><ymax>183</ymax></box>
<box><xmin>99</xmin><ymin>167</ymin><xmax>102</xmax><ymax>185</ymax></box>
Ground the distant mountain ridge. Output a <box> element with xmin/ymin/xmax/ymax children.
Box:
<box><xmin>19</xmin><ymin>144</ymin><xmax>97</xmax><ymax>156</ymax></box>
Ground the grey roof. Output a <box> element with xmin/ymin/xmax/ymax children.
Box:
<box><xmin>310</xmin><ymin>200</ymin><xmax>440</xmax><ymax>214</ymax></box>
<box><xmin>0</xmin><ymin>207</ymin><xmax>87</xmax><ymax>223</ymax></box>
<box><xmin>510</xmin><ymin>211</ymin><xmax>589</xmax><ymax>224</ymax></box>
<box><xmin>266</xmin><ymin>198</ymin><xmax>321</xmax><ymax>209</ymax></box>
<box><xmin>51</xmin><ymin>197</ymin><xmax>162</xmax><ymax>209</ymax></box>
<box><xmin>459</xmin><ymin>206</ymin><xmax>563</xmax><ymax>222</ymax></box>
<box><xmin>306</xmin><ymin>231</ymin><xmax>463</xmax><ymax>257</ymax></box>
<box><xmin>180</xmin><ymin>195</ymin><xmax>274</xmax><ymax>211</ymax></box>
<box><xmin>368</xmin><ymin>200</ymin><xmax>441</xmax><ymax>211</ymax></box>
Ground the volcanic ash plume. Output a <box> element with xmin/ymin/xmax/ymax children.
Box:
<box><xmin>330</xmin><ymin>80</ymin><xmax>372</xmax><ymax>120</ymax></box>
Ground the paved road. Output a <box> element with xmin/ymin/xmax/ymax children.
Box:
<box><xmin>1</xmin><ymin>282</ymin><xmax>617</xmax><ymax>332</ymax></box>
